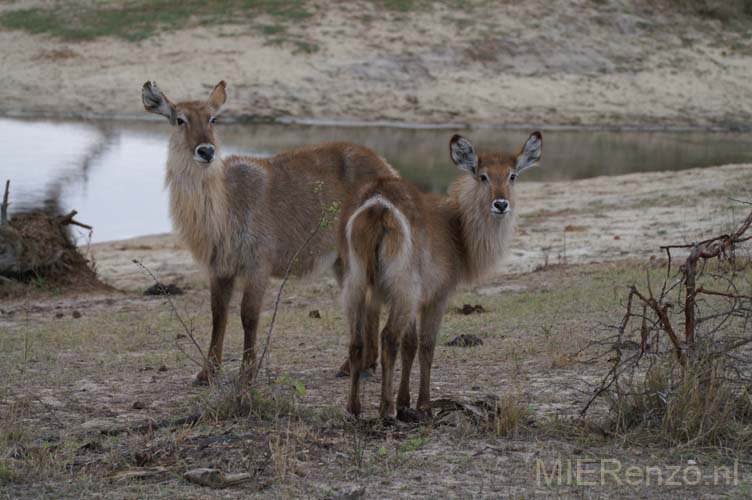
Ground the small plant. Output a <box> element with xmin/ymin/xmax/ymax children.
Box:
<box><xmin>493</xmin><ymin>395</ymin><xmax>532</xmax><ymax>438</ymax></box>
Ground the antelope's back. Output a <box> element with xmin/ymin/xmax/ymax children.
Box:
<box><xmin>262</xmin><ymin>142</ymin><xmax>397</xmax><ymax>276</ymax></box>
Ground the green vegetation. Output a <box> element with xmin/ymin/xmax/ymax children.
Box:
<box><xmin>0</xmin><ymin>0</ymin><xmax>314</xmax><ymax>42</ymax></box>
<box><xmin>0</xmin><ymin>0</ymin><xmax>442</xmax><ymax>44</ymax></box>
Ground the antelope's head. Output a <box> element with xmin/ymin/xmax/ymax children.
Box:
<box><xmin>449</xmin><ymin>131</ymin><xmax>542</xmax><ymax>217</ymax></box>
<box><xmin>142</xmin><ymin>80</ymin><xmax>227</xmax><ymax>166</ymax></box>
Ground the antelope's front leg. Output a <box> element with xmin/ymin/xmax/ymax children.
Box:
<box><xmin>194</xmin><ymin>274</ymin><xmax>235</xmax><ymax>385</ymax></box>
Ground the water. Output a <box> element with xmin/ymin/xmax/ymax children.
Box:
<box><xmin>2</xmin><ymin>117</ymin><xmax>751</xmax><ymax>243</ymax></box>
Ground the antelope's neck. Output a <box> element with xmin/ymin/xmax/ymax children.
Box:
<box><xmin>452</xmin><ymin>178</ymin><xmax>516</xmax><ymax>282</ymax></box>
<box><xmin>164</xmin><ymin>147</ymin><xmax>230</xmax><ymax>269</ymax></box>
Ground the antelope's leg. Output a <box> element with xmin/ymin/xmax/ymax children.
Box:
<box><xmin>338</xmin><ymin>290</ymin><xmax>381</xmax><ymax>376</ymax></box>
<box><xmin>379</xmin><ymin>304</ymin><xmax>414</xmax><ymax>419</ymax></box>
<box><xmin>364</xmin><ymin>292</ymin><xmax>381</xmax><ymax>371</ymax></box>
<box><xmin>417</xmin><ymin>297</ymin><xmax>448</xmax><ymax>411</ymax></box>
<box><xmin>346</xmin><ymin>284</ymin><xmax>369</xmax><ymax>416</ymax></box>
<box><xmin>397</xmin><ymin>321</ymin><xmax>418</xmax><ymax>411</ymax></box>
<box><xmin>195</xmin><ymin>274</ymin><xmax>235</xmax><ymax>384</ymax></box>
<box><xmin>240</xmin><ymin>271</ymin><xmax>270</xmax><ymax>382</ymax></box>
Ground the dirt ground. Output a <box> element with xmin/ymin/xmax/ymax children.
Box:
<box><xmin>1</xmin><ymin>1</ymin><xmax>751</xmax><ymax>129</ymax></box>
<box><xmin>1</xmin><ymin>164</ymin><xmax>751</xmax><ymax>498</ymax></box>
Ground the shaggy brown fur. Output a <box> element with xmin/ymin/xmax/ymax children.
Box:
<box><xmin>339</xmin><ymin>132</ymin><xmax>542</xmax><ymax>418</ymax></box>
<box><xmin>143</xmin><ymin>80</ymin><xmax>396</xmax><ymax>383</ymax></box>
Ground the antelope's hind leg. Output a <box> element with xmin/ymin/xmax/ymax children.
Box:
<box><xmin>239</xmin><ymin>271</ymin><xmax>270</xmax><ymax>383</ymax></box>
<box><xmin>416</xmin><ymin>297</ymin><xmax>449</xmax><ymax>413</ymax></box>
<box><xmin>364</xmin><ymin>292</ymin><xmax>382</xmax><ymax>372</ymax></box>
<box><xmin>396</xmin><ymin>321</ymin><xmax>419</xmax><ymax>421</ymax></box>
<box><xmin>346</xmin><ymin>284</ymin><xmax>369</xmax><ymax>416</ymax></box>
<box><xmin>379</xmin><ymin>303</ymin><xmax>414</xmax><ymax>420</ymax></box>
<box><xmin>337</xmin><ymin>291</ymin><xmax>381</xmax><ymax>377</ymax></box>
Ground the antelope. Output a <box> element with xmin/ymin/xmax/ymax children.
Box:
<box><xmin>339</xmin><ymin>132</ymin><xmax>542</xmax><ymax>418</ymax></box>
<box><xmin>142</xmin><ymin>80</ymin><xmax>395</xmax><ymax>384</ymax></box>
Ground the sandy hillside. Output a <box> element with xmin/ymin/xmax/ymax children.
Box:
<box><xmin>0</xmin><ymin>0</ymin><xmax>751</xmax><ymax>128</ymax></box>
<box><xmin>91</xmin><ymin>163</ymin><xmax>752</xmax><ymax>291</ymax></box>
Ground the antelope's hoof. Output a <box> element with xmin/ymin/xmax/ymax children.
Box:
<box><xmin>397</xmin><ymin>407</ymin><xmax>432</xmax><ymax>423</ymax></box>
<box><xmin>379</xmin><ymin>415</ymin><xmax>397</xmax><ymax>427</ymax></box>
<box><xmin>335</xmin><ymin>367</ymin><xmax>374</xmax><ymax>379</ymax></box>
<box><xmin>192</xmin><ymin>369</ymin><xmax>210</xmax><ymax>386</ymax></box>
<box><xmin>396</xmin><ymin>407</ymin><xmax>420</xmax><ymax>422</ymax></box>
<box><xmin>347</xmin><ymin>403</ymin><xmax>361</xmax><ymax>417</ymax></box>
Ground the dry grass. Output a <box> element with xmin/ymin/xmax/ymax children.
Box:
<box><xmin>493</xmin><ymin>394</ymin><xmax>532</xmax><ymax>438</ymax></box>
<box><xmin>606</xmin><ymin>358</ymin><xmax>752</xmax><ymax>449</ymax></box>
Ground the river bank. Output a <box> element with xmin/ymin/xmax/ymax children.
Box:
<box><xmin>1</xmin><ymin>1</ymin><xmax>751</xmax><ymax>129</ymax></box>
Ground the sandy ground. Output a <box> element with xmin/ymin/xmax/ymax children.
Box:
<box><xmin>90</xmin><ymin>163</ymin><xmax>752</xmax><ymax>291</ymax></box>
<box><xmin>0</xmin><ymin>1</ymin><xmax>751</xmax><ymax>129</ymax></box>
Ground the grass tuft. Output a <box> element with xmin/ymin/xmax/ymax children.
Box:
<box><xmin>606</xmin><ymin>358</ymin><xmax>752</xmax><ymax>449</ymax></box>
<box><xmin>493</xmin><ymin>394</ymin><xmax>533</xmax><ymax>437</ymax></box>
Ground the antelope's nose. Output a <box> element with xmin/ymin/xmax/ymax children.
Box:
<box><xmin>195</xmin><ymin>144</ymin><xmax>215</xmax><ymax>163</ymax></box>
<box><xmin>492</xmin><ymin>199</ymin><xmax>510</xmax><ymax>215</ymax></box>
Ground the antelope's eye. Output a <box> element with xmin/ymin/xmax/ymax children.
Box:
<box><xmin>510</xmin><ymin>173</ymin><xmax>517</xmax><ymax>182</ymax></box>
<box><xmin>479</xmin><ymin>173</ymin><xmax>489</xmax><ymax>183</ymax></box>
<box><xmin>209</xmin><ymin>116</ymin><xmax>216</xmax><ymax>125</ymax></box>
<box><xmin>176</xmin><ymin>117</ymin><xmax>186</xmax><ymax>126</ymax></box>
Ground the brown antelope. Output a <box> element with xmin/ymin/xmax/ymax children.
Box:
<box><xmin>339</xmin><ymin>132</ymin><xmax>542</xmax><ymax>418</ymax></box>
<box><xmin>142</xmin><ymin>80</ymin><xmax>395</xmax><ymax>384</ymax></box>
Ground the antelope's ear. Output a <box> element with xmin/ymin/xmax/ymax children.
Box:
<box><xmin>142</xmin><ymin>81</ymin><xmax>176</xmax><ymax>124</ymax></box>
<box><xmin>515</xmin><ymin>131</ymin><xmax>542</xmax><ymax>174</ymax></box>
<box><xmin>208</xmin><ymin>81</ymin><xmax>227</xmax><ymax>112</ymax></box>
<box><xmin>449</xmin><ymin>134</ymin><xmax>478</xmax><ymax>176</ymax></box>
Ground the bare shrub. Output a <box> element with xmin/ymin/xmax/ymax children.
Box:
<box><xmin>582</xmin><ymin>206</ymin><xmax>752</xmax><ymax>449</ymax></box>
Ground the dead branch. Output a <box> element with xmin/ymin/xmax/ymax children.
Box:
<box><xmin>133</xmin><ymin>259</ymin><xmax>207</xmax><ymax>369</ymax></box>
<box><xmin>629</xmin><ymin>286</ymin><xmax>684</xmax><ymax>364</ymax></box>
<box><xmin>254</xmin><ymin>226</ymin><xmax>320</xmax><ymax>382</ymax></box>
<box><xmin>696</xmin><ymin>287</ymin><xmax>752</xmax><ymax>301</ymax></box>
<box><xmin>728</xmin><ymin>197</ymin><xmax>752</xmax><ymax>206</ymax></box>
<box><xmin>59</xmin><ymin>209</ymin><xmax>93</xmax><ymax>231</ymax></box>
<box><xmin>254</xmin><ymin>205</ymin><xmax>337</xmax><ymax>382</ymax></box>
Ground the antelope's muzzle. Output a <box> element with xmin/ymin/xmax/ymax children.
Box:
<box><xmin>194</xmin><ymin>143</ymin><xmax>215</xmax><ymax>163</ymax></box>
<box><xmin>491</xmin><ymin>199</ymin><xmax>510</xmax><ymax>216</ymax></box>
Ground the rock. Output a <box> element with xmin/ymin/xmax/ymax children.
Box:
<box><xmin>72</xmin><ymin>310</ymin><xmax>81</xmax><ymax>318</ymax></box>
<box><xmin>459</xmin><ymin>304</ymin><xmax>486</xmax><ymax>315</ymax></box>
<box><xmin>143</xmin><ymin>283</ymin><xmax>183</xmax><ymax>296</ymax></box>
<box><xmin>331</xmin><ymin>486</ymin><xmax>367</xmax><ymax>500</ymax></box>
<box><xmin>445</xmin><ymin>334</ymin><xmax>484</xmax><ymax>347</ymax></box>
